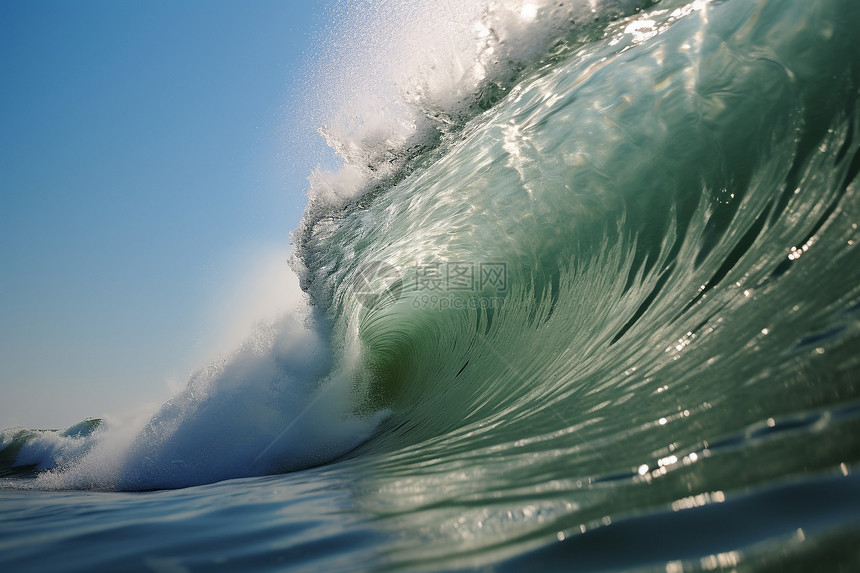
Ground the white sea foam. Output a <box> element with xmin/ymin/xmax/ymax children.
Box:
<box><xmin>29</xmin><ymin>262</ymin><xmax>385</xmax><ymax>490</ymax></box>
<box><xmin>302</xmin><ymin>0</ymin><xmax>647</xmax><ymax>213</ymax></box>
<box><xmin>6</xmin><ymin>427</ymin><xmax>99</xmax><ymax>472</ymax></box>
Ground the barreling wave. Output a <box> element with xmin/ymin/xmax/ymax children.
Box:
<box><xmin>3</xmin><ymin>5</ymin><xmax>860</xmax><ymax>550</ymax></box>
<box><xmin>299</xmin><ymin>0</ymin><xmax>860</xmax><ymax>444</ymax></box>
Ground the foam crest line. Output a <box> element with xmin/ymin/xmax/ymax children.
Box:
<box><xmin>297</xmin><ymin>0</ymin><xmax>654</xmax><ymax>224</ymax></box>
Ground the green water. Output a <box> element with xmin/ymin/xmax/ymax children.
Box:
<box><xmin>3</xmin><ymin>0</ymin><xmax>860</xmax><ymax>570</ymax></box>
<box><xmin>297</xmin><ymin>0</ymin><xmax>860</xmax><ymax>567</ymax></box>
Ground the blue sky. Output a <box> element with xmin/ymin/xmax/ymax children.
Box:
<box><xmin>1</xmin><ymin>1</ymin><xmax>336</xmax><ymax>428</ymax></box>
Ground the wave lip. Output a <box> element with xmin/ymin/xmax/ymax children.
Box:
<box><xmin>297</xmin><ymin>0</ymin><xmax>656</xmax><ymax>235</ymax></box>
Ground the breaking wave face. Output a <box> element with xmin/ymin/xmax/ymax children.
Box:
<box><xmin>3</xmin><ymin>4</ymin><xmax>860</xmax><ymax>551</ymax></box>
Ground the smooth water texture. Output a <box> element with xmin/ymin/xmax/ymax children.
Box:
<box><xmin>3</xmin><ymin>0</ymin><xmax>860</xmax><ymax>571</ymax></box>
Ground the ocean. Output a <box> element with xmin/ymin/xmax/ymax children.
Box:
<box><xmin>2</xmin><ymin>0</ymin><xmax>860</xmax><ymax>570</ymax></box>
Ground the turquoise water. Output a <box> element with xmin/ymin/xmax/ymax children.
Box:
<box><xmin>3</xmin><ymin>0</ymin><xmax>860</xmax><ymax>570</ymax></box>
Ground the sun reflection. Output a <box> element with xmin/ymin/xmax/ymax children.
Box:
<box><xmin>520</xmin><ymin>3</ymin><xmax>538</xmax><ymax>22</ymax></box>
<box><xmin>787</xmin><ymin>236</ymin><xmax>817</xmax><ymax>260</ymax></box>
<box><xmin>671</xmin><ymin>490</ymin><xmax>726</xmax><ymax>511</ymax></box>
<box><xmin>700</xmin><ymin>550</ymin><xmax>740</xmax><ymax>570</ymax></box>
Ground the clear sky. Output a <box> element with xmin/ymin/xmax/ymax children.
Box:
<box><xmin>1</xmin><ymin>1</ymin><xmax>336</xmax><ymax>428</ymax></box>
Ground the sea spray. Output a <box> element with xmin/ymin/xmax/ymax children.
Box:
<box><xmin>299</xmin><ymin>0</ymin><xmax>656</xmax><ymax>217</ymax></box>
<box><xmin>26</xmin><ymin>267</ymin><xmax>388</xmax><ymax>490</ymax></box>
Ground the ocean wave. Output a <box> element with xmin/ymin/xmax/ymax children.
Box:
<box><xmin>3</xmin><ymin>0</ymin><xmax>860</xmax><ymax>522</ymax></box>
